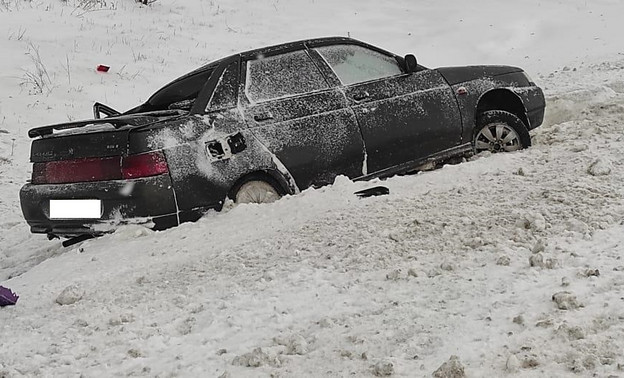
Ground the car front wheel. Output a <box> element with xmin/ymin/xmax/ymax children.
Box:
<box><xmin>474</xmin><ymin>110</ymin><xmax>531</xmax><ymax>154</ymax></box>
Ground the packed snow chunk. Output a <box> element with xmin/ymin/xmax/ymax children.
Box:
<box><xmin>427</xmin><ymin>269</ymin><xmax>443</xmax><ymax>278</ymax></box>
<box><xmin>556</xmin><ymin>324</ymin><xmax>585</xmax><ymax>340</ymax></box>
<box><xmin>274</xmin><ymin>334</ymin><xmax>309</xmax><ymax>355</ymax></box>
<box><xmin>109</xmin><ymin>313</ymin><xmax>135</xmax><ymax>326</ymax></box>
<box><xmin>587</xmin><ymin>158</ymin><xmax>612</xmax><ymax>176</ymax></box>
<box><xmin>564</xmin><ymin>219</ymin><xmax>589</xmax><ymax>234</ymax></box>
<box><xmin>569</xmin><ymin>355</ymin><xmax>599</xmax><ymax>373</ymax></box>
<box><xmin>521</xmin><ymin>356</ymin><xmax>540</xmax><ymax>368</ymax></box>
<box><xmin>512</xmin><ymin>315</ymin><xmax>525</xmax><ymax>325</ymax></box>
<box><xmin>0</xmin><ymin>368</ymin><xmax>17</xmax><ymax>378</ymax></box>
<box><xmin>544</xmin><ymin>257</ymin><xmax>558</xmax><ymax>270</ymax></box>
<box><xmin>232</xmin><ymin>348</ymin><xmax>280</xmax><ymax>368</ymax></box>
<box><xmin>112</xmin><ymin>224</ymin><xmax>153</xmax><ymax>239</ymax></box>
<box><xmin>569</xmin><ymin>144</ymin><xmax>589</xmax><ymax>153</ymax></box>
<box><xmin>372</xmin><ymin>360</ymin><xmax>394</xmax><ymax>376</ymax></box>
<box><xmin>531</xmin><ymin>239</ymin><xmax>547</xmax><ymax>254</ymax></box>
<box><xmin>552</xmin><ymin>291</ymin><xmax>582</xmax><ymax>310</ymax></box>
<box><xmin>176</xmin><ymin>317</ymin><xmax>196</xmax><ymax>335</ymax></box>
<box><xmin>127</xmin><ymin>348</ymin><xmax>144</xmax><ymax>358</ymax></box>
<box><xmin>440</xmin><ymin>262</ymin><xmax>456</xmax><ymax>272</ymax></box>
<box><xmin>432</xmin><ymin>355</ymin><xmax>466</xmax><ymax>378</ymax></box>
<box><xmin>386</xmin><ymin>269</ymin><xmax>403</xmax><ymax>281</ymax></box>
<box><xmin>517</xmin><ymin>211</ymin><xmax>546</xmax><ymax>232</ymax></box>
<box><xmin>262</xmin><ymin>270</ymin><xmax>277</xmax><ymax>282</ymax></box>
<box><xmin>505</xmin><ymin>354</ymin><xmax>521</xmax><ymax>373</ymax></box>
<box><xmin>529</xmin><ymin>253</ymin><xmax>544</xmax><ymax>268</ymax></box>
<box><xmin>318</xmin><ymin>318</ymin><xmax>334</xmax><ymax>328</ymax></box>
<box><xmin>55</xmin><ymin>284</ymin><xmax>85</xmax><ymax>305</ymax></box>
<box><xmin>535</xmin><ymin>318</ymin><xmax>554</xmax><ymax>328</ymax></box>
<box><xmin>582</xmin><ymin>268</ymin><xmax>600</xmax><ymax>277</ymax></box>
<box><xmin>407</xmin><ymin>268</ymin><xmax>419</xmax><ymax>277</ymax></box>
<box><xmin>496</xmin><ymin>255</ymin><xmax>511</xmax><ymax>266</ymax></box>
<box><xmin>332</xmin><ymin>175</ymin><xmax>355</xmax><ymax>190</ymax></box>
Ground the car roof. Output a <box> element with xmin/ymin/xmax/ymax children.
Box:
<box><xmin>132</xmin><ymin>37</ymin><xmax>399</xmax><ymax>113</ymax></box>
<box><xmin>239</xmin><ymin>36</ymin><xmax>397</xmax><ymax>59</ymax></box>
<box><xmin>178</xmin><ymin>36</ymin><xmax>397</xmax><ymax>78</ymax></box>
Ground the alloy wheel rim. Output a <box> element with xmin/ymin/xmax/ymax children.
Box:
<box><xmin>475</xmin><ymin>123</ymin><xmax>521</xmax><ymax>153</ymax></box>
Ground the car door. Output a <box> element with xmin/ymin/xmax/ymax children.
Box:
<box><xmin>314</xmin><ymin>44</ymin><xmax>462</xmax><ymax>174</ymax></box>
<box><xmin>240</xmin><ymin>49</ymin><xmax>366</xmax><ymax>189</ymax></box>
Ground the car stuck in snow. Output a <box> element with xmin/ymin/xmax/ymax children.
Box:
<box><xmin>19</xmin><ymin>37</ymin><xmax>545</xmax><ymax>240</ymax></box>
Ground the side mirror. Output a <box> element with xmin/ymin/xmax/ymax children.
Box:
<box><xmin>404</xmin><ymin>54</ymin><xmax>418</xmax><ymax>73</ymax></box>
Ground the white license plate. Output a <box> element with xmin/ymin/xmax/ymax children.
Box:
<box><xmin>49</xmin><ymin>199</ymin><xmax>102</xmax><ymax>219</ymax></box>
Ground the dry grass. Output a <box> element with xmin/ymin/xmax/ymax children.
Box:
<box><xmin>20</xmin><ymin>43</ymin><xmax>53</xmax><ymax>95</ymax></box>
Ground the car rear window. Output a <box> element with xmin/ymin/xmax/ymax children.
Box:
<box><xmin>316</xmin><ymin>44</ymin><xmax>402</xmax><ymax>85</ymax></box>
<box><xmin>146</xmin><ymin>68</ymin><xmax>213</xmax><ymax>111</ymax></box>
<box><xmin>245</xmin><ymin>50</ymin><xmax>329</xmax><ymax>103</ymax></box>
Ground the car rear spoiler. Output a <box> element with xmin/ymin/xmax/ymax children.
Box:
<box><xmin>27</xmin><ymin>110</ymin><xmax>184</xmax><ymax>138</ymax></box>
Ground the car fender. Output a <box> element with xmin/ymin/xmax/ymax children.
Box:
<box><xmin>448</xmin><ymin>77</ymin><xmax>500</xmax><ymax>143</ymax></box>
<box><xmin>450</xmin><ymin>81</ymin><xmax>538</xmax><ymax>143</ymax></box>
<box><xmin>475</xmin><ymin>87</ymin><xmax>529</xmax><ymax>132</ymax></box>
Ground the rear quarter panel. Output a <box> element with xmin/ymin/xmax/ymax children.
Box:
<box><xmin>142</xmin><ymin>111</ymin><xmax>287</xmax><ymax>212</ymax></box>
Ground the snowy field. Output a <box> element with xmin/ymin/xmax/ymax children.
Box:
<box><xmin>1</xmin><ymin>0</ymin><xmax>624</xmax><ymax>376</ymax></box>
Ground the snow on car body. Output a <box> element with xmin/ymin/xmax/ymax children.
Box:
<box><xmin>19</xmin><ymin>37</ymin><xmax>545</xmax><ymax>239</ymax></box>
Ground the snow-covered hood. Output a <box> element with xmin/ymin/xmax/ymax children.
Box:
<box><xmin>435</xmin><ymin>65</ymin><xmax>524</xmax><ymax>86</ymax></box>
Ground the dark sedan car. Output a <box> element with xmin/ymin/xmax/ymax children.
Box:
<box><xmin>20</xmin><ymin>37</ymin><xmax>545</xmax><ymax>241</ymax></box>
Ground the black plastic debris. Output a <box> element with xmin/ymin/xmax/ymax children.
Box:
<box><xmin>354</xmin><ymin>186</ymin><xmax>390</xmax><ymax>198</ymax></box>
<box><xmin>62</xmin><ymin>234</ymin><xmax>95</xmax><ymax>248</ymax></box>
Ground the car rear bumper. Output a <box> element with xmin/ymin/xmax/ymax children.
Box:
<box><xmin>20</xmin><ymin>174</ymin><xmax>179</xmax><ymax>237</ymax></box>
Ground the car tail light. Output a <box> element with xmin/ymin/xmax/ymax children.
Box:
<box><xmin>32</xmin><ymin>156</ymin><xmax>122</xmax><ymax>184</ymax></box>
<box><xmin>31</xmin><ymin>151</ymin><xmax>169</xmax><ymax>184</ymax></box>
<box><xmin>121</xmin><ymin>151</ymin><xmax>169</xmax><ymax>179</ymax></box>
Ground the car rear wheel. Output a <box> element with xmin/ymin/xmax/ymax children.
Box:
<box><xmin>232</xmin><ymin>178</ymin><xmax>282</xmax><ymax>204</ymax></box>
<box><xmin>474</xmin><ymin>110</ymin><xmax>531</xmax><ymax>154</ymax></box>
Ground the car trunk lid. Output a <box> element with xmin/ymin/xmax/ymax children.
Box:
<box><xmin>28</xmin><ymin>110</ymin><xmax>184</xmax><ymax>162</ymax></box>
<box><xmin>30</xmin><ymin>129</ymin><xmax>129</xmax><ymax>163</ymax></box>
<box><xmin>27</xmin><ymin>110</ymin><xmax>183</xmax><ymax>138</ymax></box>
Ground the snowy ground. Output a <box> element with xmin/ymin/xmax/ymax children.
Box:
<box><xmin>1</xmin><ymin>0</ymin><xmax>624</xmax><ymax>377</ymax></box>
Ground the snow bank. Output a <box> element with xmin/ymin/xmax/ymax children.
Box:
<box><xmin>2</xmin><ymin>0</ymin><xmax>624</xmax><ymax>377</ymax></box>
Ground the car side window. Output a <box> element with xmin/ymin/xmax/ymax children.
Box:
<box><xmin>207</xmin><ymin>61</ymin><xmax>238</xmax><ymax>112</ymax></box>
<box><xmin>316</xmin><ymin>44</ymin><xmax>403</xmax><ymax>85</ymax></box>
<box><xmin>245</xmin><ymin>50</ymin><xmax>329</xmax><ymax>103</ymax></box>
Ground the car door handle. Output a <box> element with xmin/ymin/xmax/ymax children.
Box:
<box><xmin>352</xmin><ymin>91</ymin><xmax>370</xmax><ymax>102</ymax></box>
<box><xmin>253</xmin><ymin>111</ymin><xmax>274</xmax><ymax>122</ymax></box>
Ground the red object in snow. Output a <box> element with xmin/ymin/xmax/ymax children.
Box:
<box><xmin>96</xmin><ymin>65</ymin><xmax>110</xmax><ymax>73</ymax></box>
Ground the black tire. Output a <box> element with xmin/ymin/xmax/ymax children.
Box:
<box><xmin>474</xmin><ymin>110</ymin><xmax>531</xmax><ymax>154</ymax></box>
<box><xmin>228</xmin><ymin>173</ymin><xmax>285</xmax><ymax>204</ymax></box>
